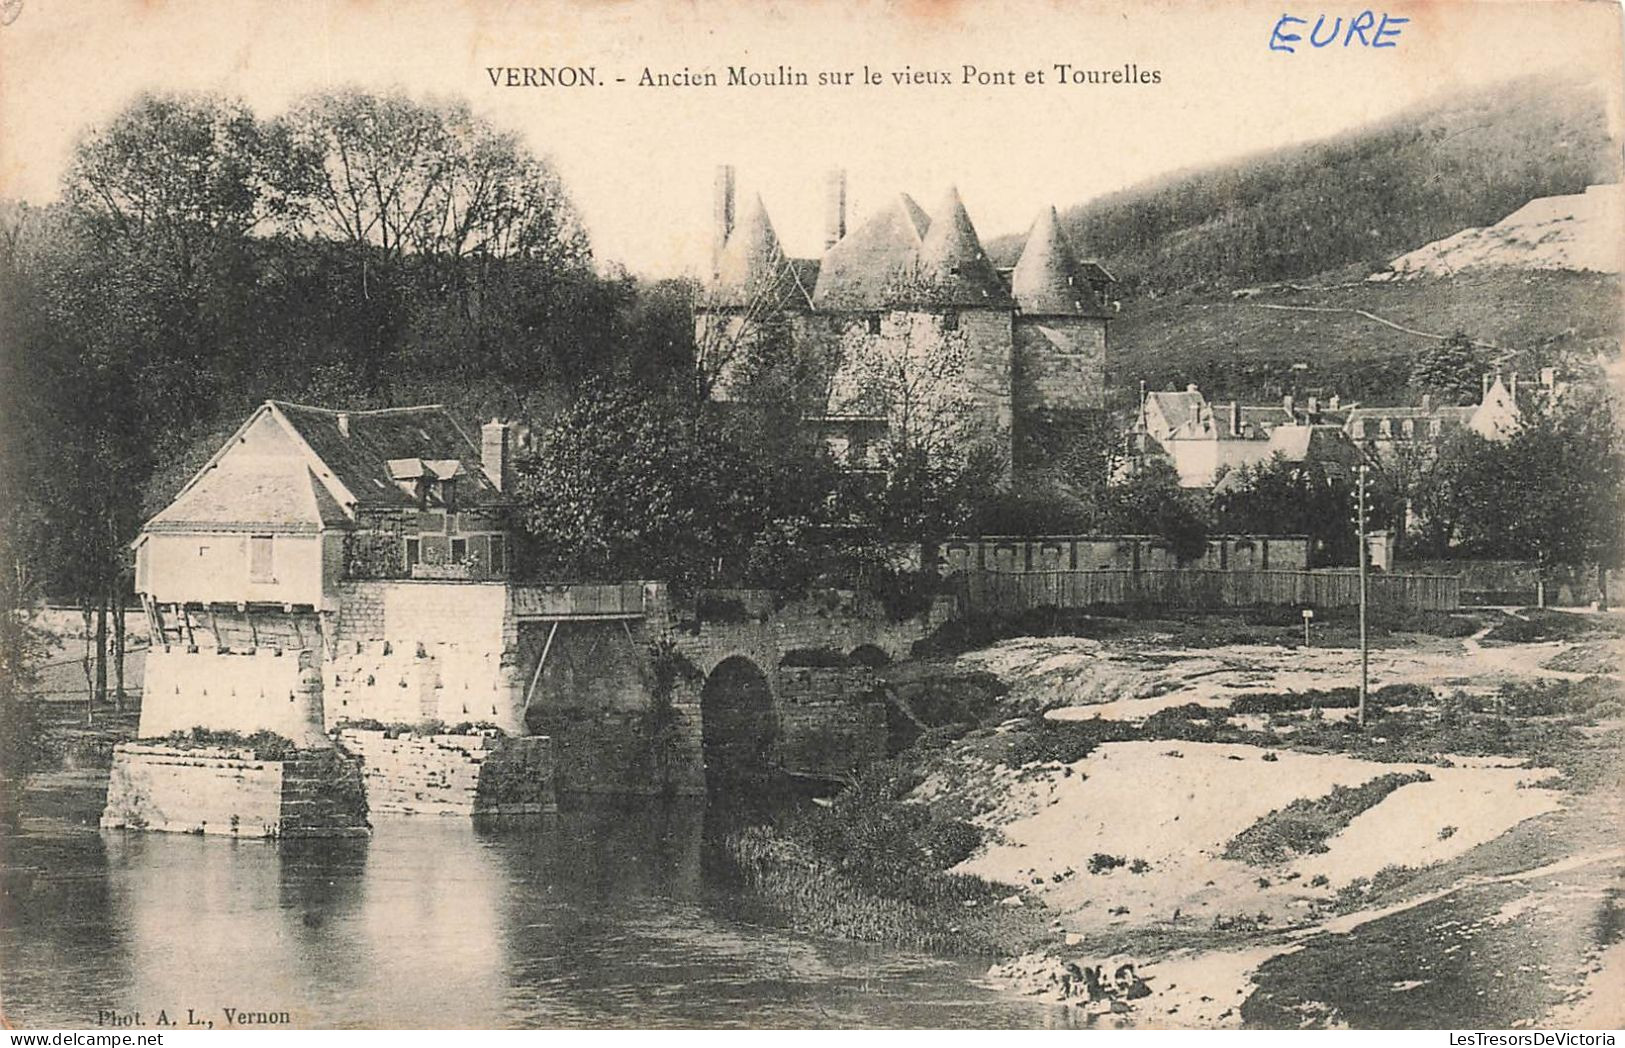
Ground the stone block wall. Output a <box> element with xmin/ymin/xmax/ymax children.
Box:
<box><xmin>775</xmin><ymin>666</ymin><xmax>887</xmax><ymax>779</ymax></box>
<box><xmin>101</xmin><ymin>743</ymin><xmax>367</xmax><ymax>838</ymax></box>
<box><xmin>525</xmin><ymin>700</ymin><xmax>704</xmax><ymax>796</ymax></box>
<box><xmin>336</xmin><ymin>728</ymin><xmax>553</xmax><ymax>815</ymax></box>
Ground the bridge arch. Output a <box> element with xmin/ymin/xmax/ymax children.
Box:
<box><xmin>699</xmin><ymin>655</ymin><xmax>776</xmax><ymax>788</ymax></box>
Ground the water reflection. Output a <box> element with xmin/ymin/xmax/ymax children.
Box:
<box><xmin>2</xmin><ymin>788</ymin><xmax>1074</xmax><ymax>1029</ymax></box>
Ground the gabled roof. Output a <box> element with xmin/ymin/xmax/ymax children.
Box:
<box><xmin>811</xmin><ymin>193</ymin><xmax>931</xmax><ymax>310</ymax></box>
<box><xmin>1011</xmin><ymin>206</ymin><xmax>1113</xmax><ymax>318</ymax></box>
<box><xmin>273</xmin><ymin>402</ymin><xmax>503</xmax><ymax>510</ymax></box>
<box><xmin>145</xmin><ymin>460</ymin><xmax>347</xmax><ymax>534</ymax></box>
<box><xmin>1143</xmin><ymin>390</ymin><xmax>1206</xmax><ymax>439</ymax></box>
<box><xmin>905</xmin><ymin>187</ymin><xmax>1013</xmax><ymax>309</ymax></box>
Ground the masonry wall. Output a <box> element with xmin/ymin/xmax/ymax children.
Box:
<box><xmin>336</xmin><ymin>729</ymin><xmax>555</xmax><ymax>815</ymax></box>
<box><xmin>101</xmin><ymin>744</ymin><xmax>368</xmax><ymax>838</ymax></box>
<box><xmin>1012</xmin><ymin>317</ymin><xmax>1107</xmax><ymax>415</ymax></box>
<box><xmin>942</xmin><ymin>534</ymin><xmax>1312</xmax><ymax>574</ymax></box>
<box><xmin>774</xmin><ymin>666</ymin><xmax>887</xmax><ymax>779</ymax></box>
<box><xmin>139</xmin><ymin>648</ymin><xmax>312</xmax><ymax>739</ymax></box>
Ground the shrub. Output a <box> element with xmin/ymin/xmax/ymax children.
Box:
<box><xmin>695</xmin><ymin>593</ymin><xmax>751</xmax><ymax>624</ymax></box>
<box><xmin>1088</xmin><ymin>853</ymin><xmax>1127</xmax><ymax>874</ymax></box>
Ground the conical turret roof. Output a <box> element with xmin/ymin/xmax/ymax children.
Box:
<box><xmin>710</xmin><ymin>194</ymin><xmax>800</xmax><ymax>307</ymax></box>
<box><xmin>905</xmin><ymin>187</ymin><xmax>1012</xmax><ymax>308</ymax></box>
<box><xmin>811</xmin><ymin>193</ymin><xmax>931</xmax><ymax>310</ymax></box>
<box><xmin>1011</xmin><ymin>206</ymin><xmax>1112</xmax><ymax>318</ymax></box>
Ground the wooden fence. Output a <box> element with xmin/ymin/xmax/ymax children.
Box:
<box><xmin>955</xmin><ymin>569</ymin><xmax>1461</xmax><ymax>615</ymax></box>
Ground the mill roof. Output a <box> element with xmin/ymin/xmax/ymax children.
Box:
<box><xmin>1010</xmin><ymin>206</ymin><xmax>1113</xmax><ymax>318</ymax></box>
<box><xmin>271</xmin><ymin>402</ymin><xmax>504</xmax><ymax>509</ymax></box>
<box><xmin>144</xmin><ymin>460</ymin><xmax>348</xmax><ymax>534</ymax></box>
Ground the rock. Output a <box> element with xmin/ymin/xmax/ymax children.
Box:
<box><xmin>1000</xmin><ymin>894</ymin><xmax>1024</xmax><ymax>907</ymax></box>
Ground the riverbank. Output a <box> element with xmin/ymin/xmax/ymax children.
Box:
<box><xmin>729</xmin><ymin>607</ymin><xmax>1623</xmax><ymax>1028</ymax></box>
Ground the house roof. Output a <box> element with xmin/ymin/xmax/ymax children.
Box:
<box><xmin>1143</xmin><ymin>390</ymin><xmax>1206</xmax><ymax>438</ymax></box>
<box><xmin>811</xmin><ymin>193</ymin><xmax>932</xmax><ymax>310</ymax></box>
<box><xmin>271</xmin><ymin>402</ymin><xmax>503</xmax><ymax>510</ymax></box>
<box><xmin>145</xmin><ymin>460</ymin><xmax>347</xmax><ymax>534</ymax></box>
<box><xmin>1010</xmin><ymin>206</ymin><xmax>1113</xmax><ymax>318</ymax></box>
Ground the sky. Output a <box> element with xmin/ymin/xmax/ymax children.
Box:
<box><xmin>1</xmin><ymin>0</ymin><xmax>1620</xmax><ymax>277</ymax></box>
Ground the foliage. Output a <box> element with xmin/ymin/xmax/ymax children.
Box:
<box><xmin>1100</xmin><ymin>458</ymin><xmax>1210</xmax><ymax>563</ymax></box>
<box><xmin>1410</xmin><ymin>332</ymin><xmax>1488</xmax><ymax>405</ymax></box>
<box><xmin>150</xmin><ymin>727</ymin><xmax>303</xmax><ymax>762</ymax></box>
<box><xmin>1424</xmin><ymin>388</ymin><xmax>1625</xmax><ymax>572</ymax></box>
<box><xmin>1212</xmin><ymin>453</ymin><xmax>1371</xmax><ymax>566</ymax></box>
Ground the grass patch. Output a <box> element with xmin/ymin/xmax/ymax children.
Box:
<box><xmin>1223</xmin><ymin>770</ymin><xmax>1432</xmax><ymax>866</ymax></box>
<box><xmin>144</xmin><ymin>727</ymin><xmax>303</xmax><ymax>762</ymax></box>
<box><xmin>1482</xmin><ymin>610</ymin><xmax>1625</xmax><ymax>645</ymax></box>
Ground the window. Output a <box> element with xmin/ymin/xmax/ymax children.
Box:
<box><xmin>249</xmin><ymin>535</ymin><xmax>275</xmax><ymax>583</ymax></box>
<box><xmin>942</xmin><ymin>310</ymin><xmax>959</xmax><ymax>332</ymax></box>
<box><xmin>1351</xmin><ymin>419</ymin><xmax>1366</xmax><ymax>439</ymax></box>
<box><xmin>1429</xmin><ymin>419</ymin><xmax>1442</xmax><ymax>438</ymax></box>
<box><xmin>865</xmin><ymin>313</ymin><xmax>882</xmax><ymax>335</ymax></box>
<box><xmin>197</xmin><ymin>545</ymin><xmax>210</xmax><ymax>558</ymax></box>
<box><xmin>405</xmin><ymin>538</ymin><xmax>421</xmax><ymax>570</ymax></box>
<box><xmin>489</xmin><ymin>535</ymin><xmax>506</xmax><ymax>576</ymax></box>
<box><xmin>1379</xmin><ymin>418</ymin><xmax>1392</xmax><ymax>438</ymax></box>
<box><xmin>451</xmin><ymin>537</ymin><xmax>468</xmax><ymax>563</ymax></box>
<box><xmin>1401</xmin><ymin>419</ymin><xmax>1415</xmax><ymax>439</ymax></box>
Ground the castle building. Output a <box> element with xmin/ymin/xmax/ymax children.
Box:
<box><xmin>694</xmin><ymin>166</ymin><xmax>1116</xmax><ymax>478</ymax></box>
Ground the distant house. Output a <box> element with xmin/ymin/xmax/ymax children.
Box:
<box><xmin>1129</xmin><ymin>384</ymin><xmax>1355</xmax><ymax>487</ymax></box>
<box><xmin>1344</xmin><ymin>372</ymin><xmax>1551</xmax><ymax>460</ymax></box>
<box><xmin>133</xmin><ymin>402</ymin><xmax>517</xmax><ymax>609</ymax></box>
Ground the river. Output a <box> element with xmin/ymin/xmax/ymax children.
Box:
<box><xmin>0</xmin><ymin>778</ymin><xmax>1076</xmax><ymax>1029</ymax></box>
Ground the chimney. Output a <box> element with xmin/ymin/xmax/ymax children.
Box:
<box><xmin>1509</xmin><ymin>373</ymin><xmax>1518</xmax><ymax>400</ymax></box>
<box><xmin>1186</xmin><ymin>383</ymin><xmax>1199</xmax><ymax>393</ymax></box>
<box><xmin>1540</xmin><ymin>366</ymin><xmax>1556</xmax><ymax>389</ymax></box>
<box><xmin>824</xmin><ymin>168</ymin><xmax>848</xmax><ymax>249</ymax></box>
<box><xmin>1329</xmin><ymin>394</ymin><xmax>1341</xmax><ymax>412</ymax></box>
<box><xmin>1482</xmin><ymin>372</ymin><xmax>1491</xmax><ymax>400</ymax></box>
<box><xmin>1283</xmin><ymin>394</ymin><xmax>1294</xmax><ymax>417</ymax></box>
<box><xmin>712</xmin><ymin>165</ymin><xmax>736</xmax><ymax>278</ymax></box>
<box><xmin>1229</xmin><ymin>402</ymin><xmax>1241</xmax><ymax>438</ymax></box>
<box><xmin>1307</xmin><ymin>395</ymin><xmax>1319</xmax><ymax>416</ymax></box>
<box><xmin>481</xmin><ymin>419</ymin><xmax>513</xmax><ymax>493</ymax></box>
<box><xmin>337</xmin><ymin>412</ymin><xmax>350</xmax><ymax>439</ymax></box>
<box><xmin>1420</xmin><ymin>393</ymin><xmax>1432</xmax><ymax>412</ymax></box>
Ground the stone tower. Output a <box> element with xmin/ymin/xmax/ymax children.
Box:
<box><xmin>1010</xmin><ymin>205</ymin><xmax>1113</xmax><ymax>465</ymax></box>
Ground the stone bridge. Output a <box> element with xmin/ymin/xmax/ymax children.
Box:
<box><xmin>515</xmin><ymin>584</ymin><xmax>955</xmax><ymax>794</ymax></box>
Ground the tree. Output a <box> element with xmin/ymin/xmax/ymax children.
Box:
<box><xmin>1410</xmin><ymin>332</ymin><xmax>1489</xmax><ymax>406</ymax></box>
<box><xmin>1211</xmin><ymin>454</ymin><xmax>1367</xmax><ymax>566</ymax></box>
<box><xmin>1443</xmin><ymin>387</ymin><xmax>1625</xmax><ymax>602</ymax></box>
<box><xmin>509</xmin><ymin>385</ymin><xmax>778</xmax><ymax>592</ymax></box>
<box><xmin>1102</xmin><ymin>459</ymin><xmax>1210</xmax><ymax>563</ymax></box>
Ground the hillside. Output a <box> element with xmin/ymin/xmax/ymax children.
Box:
<box><xmin>991</xmin><ymin>76</ymin><xmax>1620</xmax><ymax>298</ymax></box>
<box><xmin>1107</xmin><ymin>270</ymin><xmax>1622</xmax><ymax>406</ymax></box>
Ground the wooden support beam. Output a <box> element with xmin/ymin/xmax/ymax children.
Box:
<box><xmin>207</xmin><ymin>604</ymin><xmax>223</xmax><ymax>651</ymax></box>
<box><xmin>180</xmin><ymin>605</ymin><xmax>197</xmax><ymax>649</ymax></box>
<box><xmin>522</xmin><ymin>621</ymin><xmax>560</xmax><ymax>711</ymax></box>
<box><xmin>246</xmin><ymin>607</ymin><xmax>260</xmax><ymax>650</ymax></box>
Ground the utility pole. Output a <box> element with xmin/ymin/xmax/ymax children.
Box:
<box><xmin>1357</xmin><ymin>463</ymin><xmax>1369</xmax><ymax>730</ymax></box>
